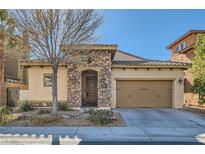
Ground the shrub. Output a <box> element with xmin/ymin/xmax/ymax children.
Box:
<box><xmin>31</xmin><ymin>116</ymin><xmax>60</xmax><ymax>125</ymax></box>
<box><xmin>88</xmin><ymin>109</ymin><xmax>113</xmax><ymax>125</ymax></box>
<box><xmin>192</xmin><ymin>78</ymin><xmax>205</xmax><ymax>105</ymax></box>
<box><xmin>20</xmin><ymin>102</ymin><xmax>33</xmax><ymax>112</ymax></box>
<box><xmin>0</xmin><ymin>114</ymin><xmax>16</xmax><ymax>125</ymax></box>
<box><xmin>37</xmin><ymin>109</ymin><xmax>51</xmax><ymax>115</ymax></box>
<box><xmin>0</xmin><ymin>106</ymin><xmax>13</xmax><ymax>114</ymax></box>
<box><xmin>58</xmin><ymin>102</ymin><xmax>68</xmax><ymax>111</ymax></box>
<box><xmin>0</xmin><ymin>106</ymin><xmax>15</xmax><ymax>125</ymax></box>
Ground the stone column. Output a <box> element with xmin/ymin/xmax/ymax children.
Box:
<box><xmin>66</xmin><ymin>50</ymin><xmax>113</xmax><ymax>109</ymax></box>
<box><xmin>67</xmin><ymin>65</ymin><xmax>82</xmax><ymax>108</ymax></box>
<box><xmin>97</xmin><ymin>52</ymin><xmax>112</xmax><ymax>108</ymax></box>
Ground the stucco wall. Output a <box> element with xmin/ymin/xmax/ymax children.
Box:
<box><xmin>20</xmin><ymin>65</ymin><xmax>185</xmax><ymax>109</ymax></box>
<box><xmin>25</xmin><ymin>66</ymin><xmax>67</xmax><ymax>101</ymax></box>
<box><xmin>170</xmin><ymin>43</ymin><xmax>198</xmax><ymax>106</ymax></box>
<box><xmin>111</xmin><ymin>68</ymin><xmax>185</xmax><ymax>108</ymax></box>
<box><xmin>19</xmin><ymin>90</ymin><xmax>29</xmax><ymax>100</ymax></box>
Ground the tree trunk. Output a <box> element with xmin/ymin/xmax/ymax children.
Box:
<box><xmin>0</xmin><ymin>31</ymin><xmax>6</xmax><ymax>106</ymax></box>
<box><xmin>0</xmin><ymin>31</ymin><xmax>4</xmax><ymax>83</ymax></box>
<box><xmin>51</xmin><ymin>65</ymin><xmax>58</xmax><ymax>115</ymax></box>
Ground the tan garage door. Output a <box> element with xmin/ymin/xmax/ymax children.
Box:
<box><xmin>116</xmin><ymin>80</ymin><xmax>172</xmax><ymax>108</ymax></box>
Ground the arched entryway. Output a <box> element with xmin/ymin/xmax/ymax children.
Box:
<box><xmin>81</xmin><ymin>70</ymin><xmax>98</xmax><ymax>107</ymax></box>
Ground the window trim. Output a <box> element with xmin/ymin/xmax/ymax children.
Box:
<box><xmin>43</xmin><ymin>73</ymin><xmax>53</xmax><ymax>87</ymax></box>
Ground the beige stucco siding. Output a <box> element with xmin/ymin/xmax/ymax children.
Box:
<box><xmin>111</xmin><ymin>68</ymin><xmax>185</xmax><ymax>108</ymax></box>
<box><xmin>20</xmin><ymin>64</ymin><xmax>185</xmax><ymax>109</ymax></box>
<box><xmin>27</xmin><ymin>66</ymin><xmax>67</xmax><ymax>101</ymax></box>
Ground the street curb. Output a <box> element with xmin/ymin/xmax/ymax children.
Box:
<box><xmin>0</xmin><ymin>134</ymin><xmax>52</xmax><ymax>145</ymax></box>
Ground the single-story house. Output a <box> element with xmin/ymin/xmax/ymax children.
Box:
<box><xmin>19</xmin><ymin>44</ymin><xmax>190</xmax><ymax>109</ymax></box>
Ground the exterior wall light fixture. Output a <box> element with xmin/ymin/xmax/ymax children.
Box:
<box><xmin>178</xmin><ymin>78</ymin><xmax>183</xmax><ymax>85</ymax></box>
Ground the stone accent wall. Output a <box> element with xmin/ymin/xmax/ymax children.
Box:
<box><xmin>67</xmin><ymin>50</ymin><xmax>112</xmax><ymax>108</ymax></box>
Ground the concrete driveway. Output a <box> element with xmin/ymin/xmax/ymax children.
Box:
<box><xmin>116</xmin><ymin>108</ymin><xmax>205</xmax><ymax>128</ymax></box>
<box><xmin>115</xmin><ymin>108</ymin><xmax>205</xmax><ymax>143</ymax></box>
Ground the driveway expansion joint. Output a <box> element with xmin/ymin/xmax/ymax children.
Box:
<box><xmin>74</xmin><ymin>127</ymin><xmax>79</xmax><ymax>136</ymax></box>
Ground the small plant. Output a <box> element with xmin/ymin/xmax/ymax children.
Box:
<box><xmin>58</xmin><ymin>102</ymin><xmax>68</xmax><ymax>111</ymax></box>
<box><xmin>31</xmin><ymin>116</ymin><xmax>60</xmax><ymax>125</ymax></box>
<box><xmin>0</xmin><ymin>106</ymin><xmax>15</xmax><ymax>125</ymax></box>
<box><xmin>88</xmin><ymin>109</ymin><xmax>113</xmax><ymax>125</ymax></box>
<box><xmin>0</xmin><ymin>106</ymin><xmax>13</xmax><ymax>114</ymax></box>
<box><xmin>19</xmin><ymin>102</ymin><xmax>33</xmax><ymax>112</ymax></box>
<box><xmin>0</xmin><ymin>114</ymin><xmax>16</xmax><ymax>125</ymax></box>
<box><xmin>37</xmin><ymin>109</ymin><xmax>51</xmax><ymax>115</ymax></box>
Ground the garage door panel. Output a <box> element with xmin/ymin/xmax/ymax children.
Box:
<box><xmin>116</xmin><ymin>80</ymin><xmax>172</xmax><ymax>108</ymax></box>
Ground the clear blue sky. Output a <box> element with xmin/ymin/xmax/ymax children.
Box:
<box><xmin>96</xmin><ymin>10</ymin><xmax>205</xmax><ymax>60</ymax></box>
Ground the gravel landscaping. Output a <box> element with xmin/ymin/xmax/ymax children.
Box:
<box><xmin>1</xmin><ymin>108</ymin><xmax>126</xmax><ymax>127</ymax></box>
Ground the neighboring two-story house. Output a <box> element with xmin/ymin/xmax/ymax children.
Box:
<box><xmin>0</xmin><ymin>34</ymin><xmax>28</xmax><ymax>106</ymax></box>
<box><xmin>167</xmin><ymin>30</ymin><xmax>205</xmax><ymax>106</ymax></box>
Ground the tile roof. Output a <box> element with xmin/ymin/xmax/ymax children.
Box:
<box><xmin>114</xmin><ymin>50</ymin><xmax>149</xmax><ymax>61</ymax></box>
<box><xmin>20</xmin><ymin>44</ymin><xmax>191</xmax><ymax>68</ymax></box>
<box><xmin>113</xmin><ymin>50</ymin><xmax>191</xmax><ymax>68</ymax></box>
<box><xmin>112</xmin><ymin>60</ymin><xmax>191</xmax><ymax>67</ymax></box>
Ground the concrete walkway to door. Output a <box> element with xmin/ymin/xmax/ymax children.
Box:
<box><xmin>0</xmin><ymin>109</ymin><xmax>205</xmax><ymax>144</ymax></box>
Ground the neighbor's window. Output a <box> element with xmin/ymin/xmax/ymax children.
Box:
<box><xmin>43</xmin><ymin>73</ymin><xmax>52</xmax><ymax>87</ymax></box>
<box><xmin>176</xmin><ymin>42</ymin><xmax>187</xmax><ymax>52</ymax></box>
<box><xmin>182</xmin><ymin>42</ymin><xmax>187</xmax><ymax>49</ymax></box>
<box><xmin>176</xmin><ymin>46</ymin><xmax>179</xmax><ymax>52</ymax></box>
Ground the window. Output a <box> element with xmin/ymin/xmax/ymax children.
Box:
<box><xmin>182</xmin><ymin>42</ymin><xmax>187</xmax><ymax>49</ymax></box>
<box><xmin>176</xmin><ymin>46</ymin><xmax>179</xmax><ymax>52</ymax></box>
<box><xmin>43</xmin><ymin>73</ymin><xmax>52</xmax><ymax>87</ymax></box>
<box><xmin>176</xmin><ymin>41</ymin><xmax>187</xmax><ymax>52</ymax></box>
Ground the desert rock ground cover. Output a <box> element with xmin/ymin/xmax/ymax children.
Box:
<box><xmin>2</xmin><ymin>108</ymin><xmax>126</xmax><ymax>127</ymax></box>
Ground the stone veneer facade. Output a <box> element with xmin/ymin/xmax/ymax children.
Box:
<box><xmin>67</xmin><ymin>49</ymin><xmax>112</xmax><ymax>108</ymax></box>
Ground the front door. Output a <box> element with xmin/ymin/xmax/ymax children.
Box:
<box><xmin>86</xmin><ymin>76</ymin><xmax>97</xmax><ymax>106</ymax></box>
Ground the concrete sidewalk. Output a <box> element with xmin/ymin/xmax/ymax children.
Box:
<box><xmin>0</xmin><ymin>126</ymin><xmax>205</xmax><ymax>144</ymax></box>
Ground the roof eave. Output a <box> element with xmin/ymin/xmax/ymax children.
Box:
<box><xmin>20</xmin><ymin>62</ymin><xmax>67</xmax><ymax>67</ymax></box>
<box><xmin>61</xmin><ymin>44</ymin><xmax>117</xmax><ymax>58</ymax></box>
<box><xmin>112</xmin><ymin>64</ymin><xmax>190</xmax><ymax>69</ymax></box>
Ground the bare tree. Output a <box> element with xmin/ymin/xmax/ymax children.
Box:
<box><xmin>10</xmin><ymin>9</ymin><xmax>103</xmax><ymax>114</ymax></box>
